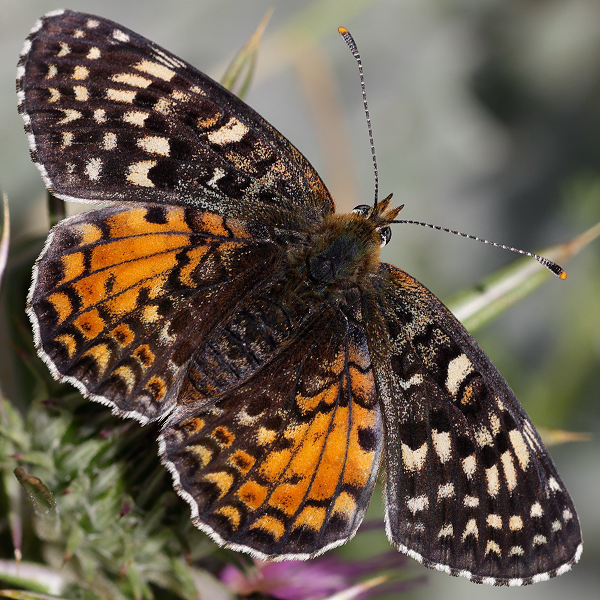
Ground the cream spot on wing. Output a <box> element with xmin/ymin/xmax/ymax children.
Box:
<box><xmin>462</xmin><ymin>454</ymin><xmax>476</xmax><ymax>479</ymax></box>
<box><xmin>73</xmin><ymin>85</ymin><xmax>89</xmax><ymax>101</ymax></box>
<box><xmin>256</xmin><ymin>427</ymin><xmax>277</xmax><ymax>445</ymax></box>
<box><xmin>530</xmin><ymin>502</ymin><xmax>544</xmax><ymax>517</ymax></box>
<box><xmin>123</xmin><ymin>111</ymin><xmax>148</xmax><ymax>127</ymax></box>
<box><xmin>159</xmin><ymin>323</ymin><xmax>176</xmax><ymax>344</ymax></box>
<box><xmin>397</xmin><ymin>374</ymin><xmax>423</xmax><ymax>390</ymax></box>
<box><xmin>171</xmin><ymin>89</ymin><xmax>189</xmax><ymax>102</ymax></box>
<box><xmin>48</xmin><ymin>88</ymin><xmax>60</xmax><ymax>103</ymax></box>
<box><xmin>134</xmin><ymin>59</ymin><xmax>175</xmax><ymax>81</ymax></box>
<box><xmin>86</xmin><ymin>19</ymin><xmax>99</xmax><ymax>28</ymax></box>
<box><xmin>487</xmin><ymin>514</ymin><xmax>502</xmax><ymax>529</ymax></box>
<box><xmin>57</xmin><ymin>42</ymin><xmax>70</xmax><ymax>57</ymax></box>
<box><xmin>562</xmin><ymin>508</ymin><xmax>573</xmax><ymax>522</ymax></box>
<box><xmin>486</xmin><ymin>464</ymin><xmax>500</xmax><ymax>497</ymax></box>
<box><xmin>509</xmin><ymin>429</ymin><xmax>530</xmax><ymax>470</ymax></box>
<box><xmin>113</xmin><ymin>365</ymin><xmax>135</xmax><ymax>392</ymax></box>
<box><xmin>485</xmin><ymin>540</ymin><xmax>502</xmax><ymax>557</ymax></box>
<box><xmin>189</xmin><ymin>444</ymin><xmax>212</xmax><ymax>468</ymax></box>
<box><xmin>93</xmin><ymin>109</ymin><xmax>107</xmax><ymax>123</ymax></box>
<box><xmin>462</xmin><ymin>519</ymin><xmax>478</xmax><ymax>540</ymax></box>
<box><xmin>437</xmin><ymin>483</ymin><xmax>455</xmax><ymax>499</ymax></box>
<box><xmin>72</xmin><ymin>66</ymin><xmax>89</xmax><ymax>80</ymax></box>
<box><xmin>154</xmin><ymin>97</ymin><xmax>173</xmax><ymax>115</ymax></box>
<box><xmin>207</xmin><ymin>117</ymin><xmax>248</xmax><ymax>145</ymax></box>
<box><xmin>103</xmin><ymin>132</ymin><xmax>117</xmax><ymax>150</ymax></box>
<box><xmin>509</xmin><ymin>515</ymin><xmax>524</xmax><ymax>531</ymax></box>
<box><xmin>446</xmin><ymin>354</ymin><xmax>473</xmax><ymax>396</ymax></box>
<box><xmin>463</xmin><ymin>495</ymin><xmax>479</xmax><ymax>507</ymax></box>
<box><xmin>112</xmin><ymin>29</ymin><xmax>130</xmax><ymax>43</ymax></box>
<box><xmin>509</xmin><ymin>545</ymin><xmax>524</xmax><ymax>556</ymax></box>
<box><xmin>432</xmin><ymin>430</ymin><xmax>452</xmax><ymax>463</ymax></box>
<box><xmin>58</xmin><ymin>109</ymin><xmax>81</xmax><ymax>124</ymax></box>
<box><xmin>107</xmin><ymin>88</ymin><xmax>137</xmax><ymax>103</ymax></box>
<box><xmin>489</xmin><ymin>413</ymin><xmax>501</xmax><ymax>436</ymax></box>
<box><xmin>207</xmin><ymin>167</ymin><xmax>225</xmax><ymax>188</ymax></box>
<box><xmin>548</xmin><ymin>477</ymin><xmax>561</xmax><ymax>492</ymax></box>
<box><xmin>533</xmin><ymin>534</ymin><xmax>547</xmax><ymax>546</ymax></box>
<box><xmin>203</xmin><ymin>471</ymin><xmax>233</xmax><ymax>499</ymax></box>
<box><xmin>474</xmin><ymin>426</ymin><xmax>493</xmax><ymax>448</ymax></box>
<box><xmin>73</xmin><ymin>29</ymin><xmax>85</xmax><ymax>39</ymax></box>
<box><xmin>126</xmin><ymin>161</ymin><xmax>156</xmax><ymax>187</ymax></box>
<box><xmin>438</xmin><ymin>524</ymin><xmax>453</xmax><ymax>538</ymax></box>
<box><xmin>401</xmin><ymin>442</ymin><xmax>428</xmax><ymax>472</ymax></box>
<box><xmin>141</xmin><ymin>305</ymin><xmax>160</xmax><ymax>323</ymax></box>
<box><xmin>406</xmin><ymin>495</ymin><xmax>429</xmax><ymax>514</ymax></box>
<box><xmin>137</xmin><ymin>136</ymin><xmax>170</xmax><ymax>156</ymax></box>
<box><xmin>501</xmin><ymin>450</ymin><xmax>517</xmax><ymax>492</ymax></box>
<box><xmin>87</xmin><ymin>47</ymin><xmax>101</xmax><ymax>60</ymax></box>
<box><xmin>235</xmin><ymin>409</ymin><xmax>261</xmax><ymax>427</ymax></box>
<box><xmin>111</xmin><ymin>73</ymin><xmax>153</xmax><ymax>88</ymax></box>
<box><xmin>46</xmin><ymin>64</ymin><xmax>58</xmax><ymax>79</ymax></box>
<box><xmin>551</xmin><ymin>519</ymin><xmax>562</xmax><ymax>532</ymax></box>
<box><xmin>85</xmin><ymin>158</ymin><xmax>102</xmax><ymax>181</ymax></box>
<box><xmin>61</xmin><ymin>132</ymin><xmax>74</xmax><ymax>149</ymax></box>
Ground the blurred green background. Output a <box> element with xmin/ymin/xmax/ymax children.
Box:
<box><xmin>0</xmin><ymin>0</ymin><xmax>598</xmax><ymax>599</ymax></box>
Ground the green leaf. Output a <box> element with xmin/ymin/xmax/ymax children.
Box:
<box><xmin>221</xmin><ymin>8</ymin><xmax>273</xmax><ymax>98</ymax></box>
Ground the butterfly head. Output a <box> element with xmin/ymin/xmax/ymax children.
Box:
<box><xmin>352</xmin><ymin>193</ymin><xmax>403</xmax><ymax>249</ymax></box>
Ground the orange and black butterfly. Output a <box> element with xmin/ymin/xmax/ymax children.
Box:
<box><xmin>17</xmin><ymin>10</ymin><xmax>581</xmax><ymax>585</ymax></box>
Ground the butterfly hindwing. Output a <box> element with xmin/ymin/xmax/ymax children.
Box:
<box><xmin>160</xmin><ymin>304</ymin><xmax>383</xmax><ymax>559</ymax></box>
<box><xmin>371</xmin><ymin>264</ymin><xmax>582</xmax><ymax>584</ymax></box>
<box><xmin>17</xmin><ymin>9</ymin><xmax>333</xmax><ymax>227</ymax></box>
<box><xmin>29</xmin><ymin>202</ymin><xmax>282</xmax><ymax>423</ymax></box>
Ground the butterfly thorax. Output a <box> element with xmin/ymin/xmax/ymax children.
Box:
<box><xmin>285</xmin><ymin>195</ymin><xmax>402</xmax><ymax>302</ymax></box>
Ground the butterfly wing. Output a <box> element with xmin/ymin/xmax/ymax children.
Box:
<box><xmin>160</xmin><ymin>304</ymin><xmax>383</xmax><ymax>559</ymax></box>
<box><xmin>17</xmin><ymin>10</ymin><xmax>333</xmax><ymax>227</ymax></box>
<box><xmin>369</xmin><ymin>263</ymin><xmax>582</xmax><ymax>585</ymax></box>
<box><xmin>28</xmin><ymin>202</ymin><xmax>283</xmax><ymax>423</ymax></box>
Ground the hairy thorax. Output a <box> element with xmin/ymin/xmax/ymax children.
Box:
<box><xmin>285</xmin><ymin>211</ymin><xmax>384</xmax><ymax>304</ymax></box>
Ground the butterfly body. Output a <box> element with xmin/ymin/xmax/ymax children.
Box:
<box><xmin>17</xmin><ymin>10</ymin><xmax>582</xmax><ymax>585</ymax></box>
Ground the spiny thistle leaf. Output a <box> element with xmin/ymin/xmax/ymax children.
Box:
<box><xmin>14</xmin><ymin>468</ymin><xmax>60</xmax><ymax>542</ymax></box>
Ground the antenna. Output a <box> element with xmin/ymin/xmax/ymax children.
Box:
<box><xmin>338</xmin><ymin>27</ymin><xmax>379</xmax><ymax>207</ymax></box>
<box><xmin>338</xmin><ymin>27</ymin><xmax>566</xmax><ymax>281</ymax></box>
<box><xmin>392</xmin><ymin>218</ymin><xmax>567</xmax><ymax>279</ymax></box>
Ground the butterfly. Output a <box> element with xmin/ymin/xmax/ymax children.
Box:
<box><xmin>17</xmin><ymin>10</ymin><xmax>582</xmax><ymax>586</ymax></box>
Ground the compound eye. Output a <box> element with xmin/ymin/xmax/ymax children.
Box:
<box><xmin>379</xmin><ymin>226</ymin><xmax>391</xmax><ymax>248</ymax></box>
<box><xmin>352</xmin><ymin>204</ymin><xmax>371</xmax><ymax>217</ymax></box>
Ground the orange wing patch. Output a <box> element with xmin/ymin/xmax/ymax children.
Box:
<box><xmin>29</xmin><ymin>203</ymin><xmax>278</xmax><ymax>423</ymax></box>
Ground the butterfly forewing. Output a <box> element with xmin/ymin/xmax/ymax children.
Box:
<box><xmin>18</xmin><ymin>9</ymin><xmax>582</xmax><ymax>587</ymax></box>
<box><xmin>371</xmin><ymin>264</ymin><xmax>582</xmax><ymax>584</ymax></box>
<box><xmin>17</xmin><ymin>10</ymin><xmax>333</xmax><ymax>227</ymax></box>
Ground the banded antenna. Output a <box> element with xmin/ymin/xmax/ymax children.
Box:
<box><xmin>338</xmin><ymin>26</ymin><xmax>379</xmax><ymax>208</ymax></box>
<box><xmin>338</xmin><ymin>27</ymin><xmax>566</xmax><ymax>280</ymax></box>
<box><xmin>391</xmin><ymin>216</ymin><xmax>567</xmax><ymax>279</ymax></box>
